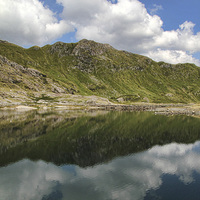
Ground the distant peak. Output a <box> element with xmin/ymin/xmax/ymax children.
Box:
<box><xmin>53</xmin><ymin>41</ymin><xmax>65</xmax><ymax>45</ymax></box>
<box><xmin>78</xmin><ymin>39</ymin><xmax>113</xmax><ymax>48</ymax></box>
<box><xmin>78</xmin><ymin>39</ymin><xmax>92</xmax><ymax>43</ymax></box>
<box><xmin>73</xmin><ymin>39</ymin><xmax>114</xmax><ymax>56</ymax></box>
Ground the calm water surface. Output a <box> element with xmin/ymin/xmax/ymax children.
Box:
<box><xmin>1</xmin><ymin>110</ymin><xmax>200</xmax><ymax>200</ymax></box>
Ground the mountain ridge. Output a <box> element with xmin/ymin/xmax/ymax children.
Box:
<box><xmin>0</xmin><ymin>39</ymin><xmax>200</xmax><ymax>105</ymax></box>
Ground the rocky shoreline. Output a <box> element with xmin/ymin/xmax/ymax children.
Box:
<box><xmin>1</xmin><ymin>100</ymin><xmax>200</xmax><ymax>117</ymax></box>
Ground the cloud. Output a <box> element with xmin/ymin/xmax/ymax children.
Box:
<box><xmin>57</xmin><ymin>0</ymin><xmax>200</xmax><ymax>65</ymax></box>
<box><xmin>154</xmin><ymin>21</ymin><xmax>200</xmax><ymax>53</ymax></box>
<box><xmin>0</xmin><ymin>0</ymin><xmax>73</xmax><ymax>46</ymax></box>
<box><xmin>0</xmin><ymin>159</ymin><xmax>70</xmax><ymax>200</ymax></box>
<box><xmin>146</xmin><ymin>49</ymin><xmax>200</xmax><ymax>66</ymax></box>
<box><xmin>0</xmin><ymin>0</ymin><xmax>200</xmax><ymax>65</ymax></box>
<box><xmin>1</xmin><ymin>141</ymin><xmax>200</xmax><ymax>200</ymax></box>
<box><xmin>58</xmin><ymin>0</ymin><xmax>163</xmax><ymax>51</ymax></box>
<box><xmin>150</xmin><ymin>4</ymin><xmax>163</xmax><ymax>15</ymax></box>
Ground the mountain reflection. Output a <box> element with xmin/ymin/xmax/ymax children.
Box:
<box><xmin>1</xmin><ymin>141</ymin><xmax>200</xmax><ymax>200</ymax></box>
<box><xmin>1</xmin><ymin>110</ymin><xmax>200</xmax><ymax>167</ymax></box>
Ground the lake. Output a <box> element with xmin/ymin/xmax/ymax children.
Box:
<box><xmin>1</xmin><ymin>110</ymin><xmax>200</xmax><ymax>200</ymax></box>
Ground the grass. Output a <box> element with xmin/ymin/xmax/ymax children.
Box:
<box><xmin>1</xmin><ymin>39</ymin><xmax>200</xmax><ymax>103</ymax></box>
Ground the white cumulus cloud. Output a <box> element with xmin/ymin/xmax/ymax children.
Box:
<box><xmin>146</xmin><ymin>49</ymin><xmax>200</xmax><ymax>66</ymax></box>
<box><xmin>0</xmin><ymin>0</ymin><xmax>73</xmax><ymax>46</ymax></box>
<box><xmin>0</xmin><ymin>0</ymin><xmax>200</xmax><ymax>65</ymax></box>
<box><xmin>58</xmin><ymin>0</ymin><xmax>163</xmax><ymax>52</ymax></box>
<box><xmin>57</xmin><ymin>0</ymin><xmax>200</xmax><ymax>66</ymax></box>
<box><xmin>154</xmin><ymin>21</ymin><xmax>200</xmax><ymax>53</ymax></box>
<box><xmin>150</xmin><ymin>4</ymin><xmax>163</xmax><ymax>15</ymax></box>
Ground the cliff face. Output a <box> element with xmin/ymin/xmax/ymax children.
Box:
<box><xmin>0</xmin><ymin>39</ymin><xmax>200</xmax><ymax>104</ymax></box>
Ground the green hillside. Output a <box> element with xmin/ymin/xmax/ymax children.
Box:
<box><xmin>1</xmin><ymin>39</ymin><xmax>200</xmax><ymax>104</ymax></box>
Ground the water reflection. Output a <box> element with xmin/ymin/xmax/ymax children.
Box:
<box><xmin>1</xmin><ymin>110</ymin><xmax>200</xmax><ymax>199</ymax></box>
<box><xmin>1</xmin><ymin>110</ymin><xmax>200</xmax><ymax>167</ymax></box>
<box><xmin>1</xmin><ymin>141</ymin><xmax>200</xmax><ymax>200</ymax></box>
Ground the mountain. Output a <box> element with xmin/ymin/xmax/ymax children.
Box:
<box><xmin>0</xmin><ymin>39</ymin><xmax>200</xmax><ymax>105</ymax></box>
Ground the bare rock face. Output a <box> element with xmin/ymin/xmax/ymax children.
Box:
<box><xmin>49</xmin><ymin>39</ymin><xmax>113</xmax><ymax>58</ymax></box>
<box><xmin>49</xmin><ymin>42</ymin><xmax>75</xmax><ymax>57</ymax></box>
<box><xmin>72</xmin><ymin>39</ymin><xmax>113</xmax><ymax>57</ymax></box>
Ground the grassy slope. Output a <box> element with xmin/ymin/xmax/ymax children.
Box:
<box><xmin>0</xmin><ymin>40</ymin><xmax>200</xmax><ymax>103</ymax></box>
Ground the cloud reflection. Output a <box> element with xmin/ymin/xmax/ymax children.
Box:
<box><xmin>1</xmin><ymin>141</ymin><xmax>200</xmax><ymax>200</ymax></box>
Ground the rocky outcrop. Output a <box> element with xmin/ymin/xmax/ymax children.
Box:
<box><xmin>49</xmin><ymin>41</ymin><xmax>75</xmax><ymax>57</ymax></box>
<box><xmin>49</xmin><ymin>39</ymin><xmax>113</xmax><ymax>59</ymax></box>
<box><xmin>0</xmin><ymin>55</ymin><xmax>46</xmax><ymax>78</ymax></box>
<box><xmin>72</xmin><ymin>39</ymin><xmax>113</xmax><ymax>57</ymax></box>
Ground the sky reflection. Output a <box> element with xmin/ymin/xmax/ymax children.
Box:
<box><xmin>1</xmin><ymin>141</ymin><xmax>200</xmax><ymax>200</ymax></box>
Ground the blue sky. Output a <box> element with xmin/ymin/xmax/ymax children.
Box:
<box><xmin>140</xmin><ymin>0</ymin><xmax>200</xmax><ymax>33</ymax></box>
<box><xmin>0</xmin><ymin>0</ymin><xmax>200</xmax><ymax>66</ymax></box>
